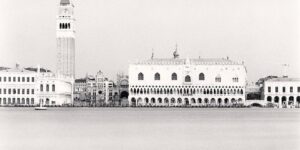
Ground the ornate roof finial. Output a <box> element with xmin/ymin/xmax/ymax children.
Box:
<box><xmin>173</xmin><ymin>43</ymin><xmax>179</xmax><ymax>59</ymax></box>
<box><xmin>151</xmin><ymin>48</ymin><xmax>154</xmax><ymax>59</ymax></box>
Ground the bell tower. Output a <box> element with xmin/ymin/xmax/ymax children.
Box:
<box><xmin>57</xmin><ymin>0</ymin><xmax>75</xmax><ymax>78</ymax></box>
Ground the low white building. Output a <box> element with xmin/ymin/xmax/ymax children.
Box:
<box><xmin>263</xmin><ymin>77</ymin><xmax>300</xmax><ymax>108</ymax></box>
<box><xmin>128</xmin><ymin>54</ymin><xmax>247</xmax><ymax>106</ymax></box>
<box><xmin>0</xmin><ymin>65</ymin><xmax>73</xmax><ymax>106</ymax></box>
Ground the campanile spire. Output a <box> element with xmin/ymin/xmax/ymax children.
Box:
<box><xmin>56</xmin><ymin>0</ymin><xmax>75</xmax><ymax>78</ymax></box>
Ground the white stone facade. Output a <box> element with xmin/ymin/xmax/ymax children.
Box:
<box><xmin>128</xmin><ymin>58</ymin><xmax>247</xmax><ymax>106</ymax></box>
<box><xmin>0</xmin><ymin>66</ymin><xmax>73</xmax><ymax>106</ymax></box>
<box><xmin>263</xmin><ymin>78</ymin><xmax>300</xmax><ymax>107</ymax></box>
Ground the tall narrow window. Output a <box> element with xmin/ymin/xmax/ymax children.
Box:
<box><xmin>138</xmin><ymin>73</ymin><xmax>144</xmax><ymax>80</ymax></box>
<box><xmin>40</xmin><ymin>84</ymin><xmax>43</xmax><ymax>92</ymax></box>
<box><xmin>171</xmin><ymin>73</ymin><xmax>177</xmax><ymax>80</ymax></box>
<box><xmin>268</xmin><ymin>87</ymin><xmax>271</xmax><ymax>93</ymax></box>
<box><xmin>52</xmin><ymin>84</ymin><xmax>55</xmax><ymax>92</ymax></box>
<box><xmin>31</xmin><ymin>98</ymin><xmax>34</xmax><ymax>105</ymax></box>
<box><xmin>275</xmin><ymin>87</ymin><xmax>278</xmax><ymax>93</ymax></box>
<box><xmin>215</xmin><ymin>76</ymin><xmax>221</xmax><ymax>82</ymax></box>
<box><xmin>282</xmin><ymin>87</ymin><xmax>286</xmax><ymax>93</ymax></box>
<box><xmin>32</xmin><ymin>77</ymin><xmax>35</xmax><ymax>82</ymax></box>
<box><xmin>154</xmin><ymin>73</ymin><xmax>160</xmax><ymax>80</ymax></box>
<box><xmin>185</xmin><ymin>75</ymin><xmax>191</xmax><ymax>82</ymax></box>
<box><xmin>290</xmin><ymin>87</ymin><xmax>293</xmax><ymax>93</ymax></box>
<box><xmin>46</xmin><ymin>84</ymin><xmax>49</xmax><ymax>92</ymax></box>
<box><xmin>199</xmin><ymin>73</ymin><xmax>205</xmax><ymax>80</ymax></box>
<box><xmin>232</xmin><ymin>77</ymin><xmax>239</xmax><ymax>82</ymax></box>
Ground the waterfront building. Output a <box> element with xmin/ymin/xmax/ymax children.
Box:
<box><xmin>245</xmin><ymin>83</ymin><xmax>262</xmax><ymax>100</ymax></box>
<box><xmin>95</xmin><ymin>71</ymin><xmax>114</xmax><ymax>104</ymax></box>
<box><xmin>74</xmin><ymin>71</ymin><xmax>116</xmax><ymax>105</ymax></box>
<box><xmin>74</xmin><ymin>75</ymin><xmax>96</xmax><ymax>105</ymax></box>
<box><xmin>263</xmin><ymin>77</ymin><xmax>300</xmax><ymax>108</ymax></box>
<box><xmin>0</xmin><ymin>0</ymin><xmax>76</xmax><ymax>107</ymax></box>
<box><xmin>128</xmin><ymin>50</ymin><xmax>247</xmax><ymax>106</ymax></box>
<box><xmin>57</xmin><ymin>0</ymin><xmax>76</xmax><ymax>78</ymax></box>
<box><xmin>115</xmin><ymin>73</ymin><xmax>129</xmax><ymax>105</ymax></box>
<box><xmin>0</xmin><ymin>64</ymin><xmax>73</xmax><ymax>106</ymax></box>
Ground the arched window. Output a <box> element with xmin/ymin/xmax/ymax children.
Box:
<box><xmin>199</xmin><ymin>73</ymin><xmax>205</xmax><ymax>80</ymax></box>
<box><xmin>154</xmin><ymin>73</ymin><xmax>160</xmax><ymax>80</ymax></box>
<box><xmin>138</xmin><ymin>73</ymin><xmax>144</xmax><ymax>80</ymax></box>
<box><xmin>185</xmin><ymin>75</ymin><xmax>191</xmax><ymax>82</ymax></box>
<box><xmin>171</xmin><ymin>73</ymin><xmax>177</xmax><ymax>80</ymax></box>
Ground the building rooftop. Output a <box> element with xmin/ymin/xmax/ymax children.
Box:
<box><xmin>24</xmin><ymin>67</ymin><xmax>51</xmax><ymax>73</ymax></box>
<box><xmin>0</xmin><ymin>65</ymin><xmax>51</xmax><ymax>73</ymax></box>
<box><xmin>266</xmin><ymin>77</ymin><xmax>300</xmax><ymax>82</ymax></box>
<box><xmin>60</xmin><ymin>0</ymin><xmax>70</xmax><ymax>5</ymax></box>
<box><xmin>75</xmin><ymin>78</ymin><xmax>86</xmax><ymax>83</ymax></box>
<box><xmin>0</xmin><ymin>67</ymin><xmax>10</xmax><ymax>71</ymax></box>
<box><xmin>133</xmin><ymin>58</ymin><xmax>242</xmax><ymax>65</ymax></box>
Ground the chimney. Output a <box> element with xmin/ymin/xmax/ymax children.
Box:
<box><xmin>37</xmin><ymin>65</ymin><xmax>40</xmax><ymax>74</ymax></box>
<box><xmin>282</xmin><ymin>64</ymin><xmax>289</xmax><ymax>78</ymax></box>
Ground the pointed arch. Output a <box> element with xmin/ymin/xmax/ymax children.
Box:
<box><xmin>185</xmin><ymin>75</ymin><xmax>191</xmax><ymax>82</ymax></box>
<box><xmin>154</xmin><ymin>73</ymin><xmax>160</xmax><ymax>80</ymax></box>
<box><xmin>199</xmin><ymin>73</ymin><xmax>205</xmax><ymax>80</ymax></box>
<box><xmin>171</xmin><ymin>73</ymin><xmax>177</xmax><ymax>80</ymax></box>
<box><xmin>138</xmin><ymin>72</ymin><xmax>144</xmax><ymax>80</ymax></box>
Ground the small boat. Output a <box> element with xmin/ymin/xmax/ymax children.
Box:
<box><xmin>35</xmin><ymin>106</ymin><xmax>47</xmax><ymax>110</ymax></box>
<box><xmin>35</xmin><ymin>99</ymin><xmax>47</xmax><ymax>110</ymax></box>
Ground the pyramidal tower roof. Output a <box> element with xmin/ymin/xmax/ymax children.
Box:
<box><xmin>60</xmin><ymin>0</ymin><xmax>70</xmax><ymax>5</ymax></box>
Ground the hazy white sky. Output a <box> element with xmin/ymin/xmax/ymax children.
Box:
<box><xmin>0</xmin><ymin>0</ymin><xmax>299</xmax><ymax>82</ymax></box>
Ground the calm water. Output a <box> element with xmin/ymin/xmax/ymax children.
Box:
<box><xmin>0</xmin><ymin>108</ymin><xmax>299</xmax><ymax>150</ymax></box>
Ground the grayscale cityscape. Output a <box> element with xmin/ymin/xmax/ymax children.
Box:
<box><xmin>0</xmin><ymin>0</ymin><xmax>299</xmax><ymax>150</ymax></box>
